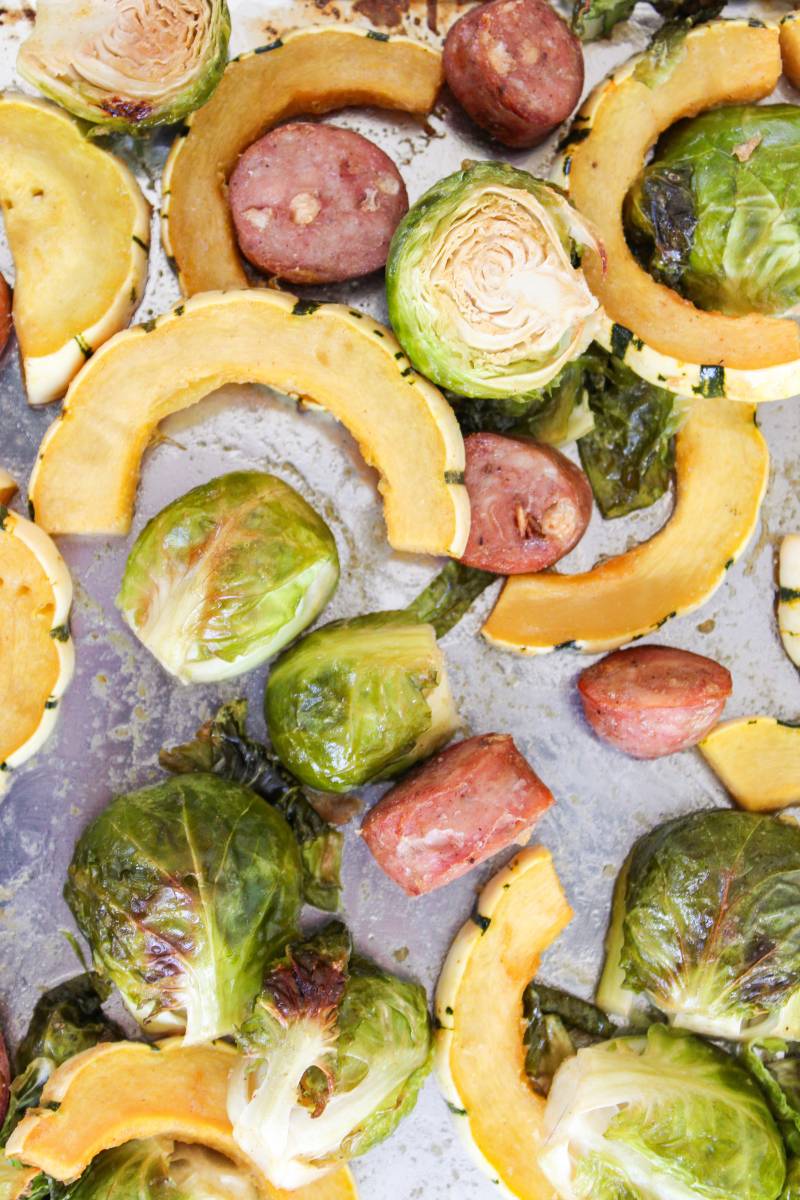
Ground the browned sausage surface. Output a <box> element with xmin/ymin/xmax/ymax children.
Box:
<box><xmin>443</xmin><ymin>0</ymin><xmax>584</xmax><ymax>149</ymax></box>
<box><xmin>361</xmin><ymin>733</ymin><xmax>554</xmax><ymax>896</ymax></box>
<box><xmin>578</xmin><ymin>645</ymin><xmax>733</xmax><ymax>759</ymax></box>
<box><xmin>228</xmin><ymin>123</ymin><xmax>409</xmax><ymax>284</ymax></box>
<box><xmin>460</xmin><ymin>432</ymin><xmax>592</xmax><ymax>574</ymax></box>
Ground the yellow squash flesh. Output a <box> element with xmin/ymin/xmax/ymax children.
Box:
<box><xmin>781</xmin><ymin>13</ymin><xmax>800</xmax><ymax>89</ymax></box>
<box><xmin>28</xmin><ymin>290</ymin><xmax>469</xmax><ymax>557</ymax></box>
<box><xmin>162</xmin><ymin>28</ymin><xmax>442</xmax><ymax>295</ymax></box>
<box><xmin>482</xmin><ymin>397</ymin><xmax>768</xmax><ymax>654</ymax></box>
<box><xmin>5</xmin><ymin>1040</ymin><xmax>356</xmax><ymax>1200</ymax></box>
<box><xmin>435</xmin><ymin>847</ymin><xmax>572</xmax><ymax>1198</ymax></box>
<box><xmin>0</xmin><ymin>501</ymin><xmax>73</xmax><ymax>791</ymax></box>
<box><xmin>0</xmin><ymin>468</ymin><xmax>16</xmax><ymax>504</ymax></box>
<box><xmin>0</xmin><ymin>94</ymin><xmax>149</xmax><ymax>405</ymax></box>
<box><xmin>699</xmin><ymin>717</ymin><xmax>800</xmax><ymax>810</ymax></box>
<box><xmin>556</xmin><ymin>20</ymin><xmax>800</xmax><ymax>402</ymax></box>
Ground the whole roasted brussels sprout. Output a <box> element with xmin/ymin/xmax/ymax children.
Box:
<box><xmin>117</xmin><ymin>472</ymin><xmax>339</xmax><ymax>684</ymax></box>
<box><xmin>65</xmin><ymin>774</ymin><xmax>303</xmax><ymax>1045</ymax></box>
<box><xmin>17</xmin><ymin>0</ymin><xmax>231</xmax><ymax>135</ymax></box>
<box><xmin>386</xmin><ymin>162</ymin><xmax>601</xmax><ymax>400</ymax></box>
<box><xmin>265</xmin><ymin>611</ymin><xmax>459</xmax><ymax>792</ymax></box>
<box><xmin>539</xmin><ymin>1024</ymin><xmax>786</xmax><ymax>1200</ymax></box>
<box><xmin>597</xmin><ymin>810</ymin><xmax>800</xmax><ymax>1040</ymax></box>
<box><xmin>228</xmin><ymin>923</ymin><xmax>433</xmax><ymax>1189</ymax></box>
<box><xmin>627</xmin><ymin>105</ymin><xmax>800</xmax><ymax>317</ymax></box>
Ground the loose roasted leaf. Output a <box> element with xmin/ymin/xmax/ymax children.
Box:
<box><xmin>406</xmin><ymin>561</ymin><xmax>495</xmax><ymax>639</ymax></box>
<box><xmin>16</xmin><ymin>974</ymin><xmax>122</xmax><ymax>1075</ymax></box>
<box><xmin>522</xmin><ymin>982</ymin><xmax>615</xmax><ymax>1094</ymax></box>
<box><xmin>572</xmin><ymin>0</ymin><xmax>722</xmax><ymax>42</ymax></box>
<box><xmin>452</xmin><ymin>357</ymin><xmax>594</xmax><ymax>446</ymax></box>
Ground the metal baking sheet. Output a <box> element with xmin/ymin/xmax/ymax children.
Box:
<box><xmin>1</xmin><ymin>1</ymin><xmax>799</xmax><ymax>1196</ymax></box>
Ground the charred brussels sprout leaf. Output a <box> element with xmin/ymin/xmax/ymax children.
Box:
<box><xmin>627</xmin><ymin>105</ymin><xmax>800</xmax><ymax>316</ymax></box>
<box><xmin>572</xmin><ymin>0</ymin><xmax>721</xmax><ymax>42</ymax></box>
<box><xmin>452</xmin><ymin>357</ymin><xmax>594</xmax><ymax>446</ymax></box>
<box><xmin>387</xmin><ymin>162</ymin><xmax>601</xmax><ymax>400</ymax></box>
<box><xmin>229</xmin><ymin>923</ymin><xmax>432</xmax><ymax>1189</ymax></box>
<box><xmin>539</xmin><ymin>1025</ymin><xmax>786</xmax><ymax>1200</ymax></box>
<box><xmin>265</xmin><ymin>612</ymin><xmax>459</xmax><ymax>793</ymax></box>
<box><xmin>17</xmin><ymin>0</ymin><xmax>231</xmax><ymax>135</ymax></box>
<box><xmin>577</xmin><ymin>348</ymin><xmax>687</xmax><ymax>519</ymax></box>
<box><xmin>16</xmin><ymin>973</ymin><xmax>122</xmax><ymax>1075</ymax></box>
<box><xmin>65</xmin><ymin>774</ymin><xmax>303</xmax><ymax>1044</ymax></box>
<box><xmin>160</xmin><ymin>699</ymin><xmax>343</xmax><ymax>912</ymax></box>
<box><xmin>598</xmin><ymin>810</ymin><xmax>800</xmax><ymax>1041</ymax></box>
<box><xmin>523</xmin><ymin>982</ymin><xmax>616</xmax><ymax>1095</ymax></box>
<box><xmin>117</xmin><ymin>472</ymin><xmax>339</xmax><ymax>684</ymax></box>
<box><xmin>405</xmin><ymin>561</ymin><xmax>495</xmax><ymax>639</ymax></box>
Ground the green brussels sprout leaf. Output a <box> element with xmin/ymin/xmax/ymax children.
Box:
<box><xmin>229</xmin><ymin>923</ymin><xmax>432</xmax><ymax>1189</ymax></box>
<box><xmin>572</xmin><ymin>0</ymin><xmax>721</xmax><ymax>43</ymax></box>
<box><xmin>65</xmin><ymin>774</ymin><xmax>303</xmax><ymax>1044</ymax></box>
<box><xmin>523</xmin><ymin>981</ymin><xmax>616</xmax><ymax>1095</ymax></box>
<box><xmin>15</xmin><ymin>973</ymin><xmax>123</xmax><ymax>1078</ymax></box>
<box><xmin>405</xmin><ymin>561</ymin><xmax>496</xmax><ymax>639</ymax></box>
<box><xmin>118</xmin><ymin>472</ymin><xmax>339</xmax><ymax>684</ymax></box>
<box><xmin>160</xmin><ymin>700</ymin><xmax>343</xmax><ymax>911</ymax></box>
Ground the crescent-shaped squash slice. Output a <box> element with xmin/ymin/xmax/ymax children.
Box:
<box><xmin>699</xmin><ymin>717</ymin><xmax>800</xmax><ymax>811</ymax></box>
<box><xmin>161</xmin><ymin>28</ymin><xmax>443</xmax><ymax>296</ymax></box>
<box><xmin>482</xmin><ymin>397</ymin><xmax>768</xmax><ymax>654</ymax></box>
<box><xmin>781</xmin><ymin>13</ymin><xmax>800</xmax><ymax>89</ymax></box>
<box><xmin>28</xmin><ymin>290</ymin><xmax>468</xmax><ymax>556</ymax></box>
<box><xmin>555</xmin><ymin>20</ymin><xmax>800</xmax><ymax>403</ymax></box>
<box><xmin>5</xmin><ymin>1040</ymin><xmax>357</xmax><ymax>1200</ymax></box>
<box><xmin>435</xmin><ymin>847</ymin><xmax>572</xmax><ymax>1198</ymax></box>
<box><xmin>779</xmin><ymin>534</ymin><xmax>800</xmax><ymax>668</ymax></box>
<box><xmin>0</xmin><ymin>500</ymin><xmax>73</xmax><ymax>793</ymax></box>
<box><xmin>0</xmin><ymin>94</ymin><xmax>149</xmax><ymax>406</ymax></box>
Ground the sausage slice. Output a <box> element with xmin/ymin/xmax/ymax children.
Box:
<box><xmin>578</xmin><ymin>645</ymin><xmax>733</xmax><ymax>759</ymax></box>
<box><xmin>228</xmin><ymin>123</ymin><xmax>408</xmax><ymax>284</ymax></box>
<box><xmin>443</xmin><ymin>0</ymin><xmax>584</xmax><ymax>149</ymax></box>
<box><xmin>461</xmin><ymin>432</ymin><xmax>592</xmax><ymax>574</ymax></box>
<box><xmin>361</xmin><ymin>733</ymin><xmax>554</xmax><ymax>896</ymax></box>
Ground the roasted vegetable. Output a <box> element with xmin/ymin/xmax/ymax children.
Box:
<box><xmin>522</xmin><ymin>982</ymin><xmax>615</xmax><ymax>1094</ymax></box>
<box><xmin>539</xmin><ymin>1025</ymin><xmax>786</xmax><ymax>1200</ymax></box>
<box><xmin>18</xmin><ymin>0</ymin><xmax>231</xmax><ymax>135</ymax></box>
<box><xmin>597</xmin><ymin>810</ymin><xmax>800</xmax><ymax>1040</ymax></box>
<box><xmin>699</xmin><ymin>717</ymin><xmax>800</xmax><ymax>812</ymax></box>
<box><xmin>742</xmin><ymin>1042</ymin><xmax>800</xmax><ymax>1157</ymax></box>
<box><xmin>63</xmin><ymin>1139</ymin><xmax>262</xmax><ymax>1200</ymax></box>
<box><xmin>160</xmin><ymin>699</ymin><xmax>343</xmax><ymax>911</ymax></box>
<box><xmin>229</xmin><ymin>922</ymin><xmax>432</xmax><ymax>1188</ymax></box>
<box><xmin>627</xmin><ymin>105</ymin><xmax>800</xmax><ymax>318</ymax></box>
<box><xmin>65</xmin><ymin>774</ymin><xmax>303</xmax><ymax>1044</ymax></box>
<box><xmin>780</xmin><ymin>535</ymin><xmax>800</xmax><ymax>669</ymax></box>
<box><xmin>404</xmin><ymin>560</ymin><xmax>495</xmax><ymax>640</ymax></box>
<box><xmin>386</xmin><ymin>162</ymin><xmax>601</xmax><ymax>401</ymax></box>
<box><xmin>572</xmin><ymin>0</ymin><xmax>722</xmax><ymax>42</ymax></box>
<box><xmin>265</xmin><ymin>611</ymin><xmax>458</xmax><ymax>793</ymax></box>
<box><xmin>118</xmin><ymin>472</ymin><xmax>339</xmax><ymax>684</ymax></box>
<box><xmin>452</xmin><ymin>357</ymin><xmax>594</xmax><ymax>446</ymax></box>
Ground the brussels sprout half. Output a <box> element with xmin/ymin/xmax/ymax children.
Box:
<box><xmin>264</xmin><ymin>611</ymin><xmax>459</xmax><ymax>793</ymax></box>
<box><xmin>65</xmin><ymin>774</ymin><xmax>303</xmax><ymax>1045</ymax></box>
<box><xmin>117</xmin><ymin>471</ymin><xmax>339</xmax><ymax>685</ymax></box>
<box><xmin>386</xmin><ymin>162</ymin><xmax>601</xmax><ymax>401</ymax></box>
<box><xmin>64</xmin><ymin>1140</ymin><xmax>261</xmax><ymax>1200</ymax></box>
<box><xmin>627</xmin><ymin>104</ymin><xmax>800</xmax><ymax>317</ymax></box>
<box><xmin>539</xmin><ymin>1025</ymin><xmax>786</xmax><ymax>1200</ymax></box>
<box><xmin>18</xmin><ymin>0</ymin><xmax>231</xmax><ymax>135</ymax></box>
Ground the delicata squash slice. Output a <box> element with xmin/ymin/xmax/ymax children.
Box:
<box><xmin>699</xmin><ymin>717</ymin><xmax>800</xmax><ymax>811</ymax></box>
<box><xmin>0</xmin><ymin>94</ymin><xmax>149</xmax><ymax>406</ymax></box>
<box><xmin>162</xmin><ymin>27</ymin><xmax>443</xmax><ymax>295</ymax></box>
<box><xmin>554</xmin><ymin>20</ymin><xmax>800</xmax><ymax>403</ymax></box>
<box><xmin>28</xmin><ymin>290</ymin><xmax>469</xmax><ymax>558</ymax></box>
<box><xmin>435</xmin><ymin>847</ymin><xmax>572</xmax><ymax>1198</ymax></box>
<box><xmin>483</xmin><ymin>397</ymin><xmax>768</xmax><ymax>654</ymax></box>
<box><xmin>0</xmin><ymin>498</ymin><xmax>73</xmax><ymax>793</ymax></box>
<box><xmin>5</xmin><ymin>1040</ymin><xmax>357</xmax><ymax>1200</ymax></box>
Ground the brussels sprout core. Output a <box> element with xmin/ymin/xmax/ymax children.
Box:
<box><xmin>387</xmin><ymin>163</ymin><xmax>601</xmax><ymax>399</ymax></box>
<box><xmin>18</xmin><ymin>0</ymin><xmax>231</xmax><ymax>134</ymax></box>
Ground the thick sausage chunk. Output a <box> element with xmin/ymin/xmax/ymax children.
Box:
<box><xmin>578</xmin><ymin>645</ymin><xmax>733</xmax><ymax>759</ymax></box>
<box><xmin>0</xmin><ymin>273</ymin><xmax>11</xmax><ymax>358</ymax></box>
<box><xmin>461</xmin><ymin>432</ymin><xmax>592</xmax><ymax>574</ymax></box>
<box><xmin>361</xmin><ymin>733</ymin><xmax>554</xmax><ymax>896</ymax></box>
<box><xmin>229</xmin><ymin>123</ymin><xmax>408</xmax><ymax>284</ymax></box>
<box><xmin>443</xmin><ymin>0</ymin><xmax>584</xmax><ymax>149</ymax></box>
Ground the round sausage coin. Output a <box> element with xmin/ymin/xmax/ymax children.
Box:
<box><xmin>443</xmin><ymin>0</ymin><xmax>584</xmax><ymax>149</ymax></box>
<box><xmin>578</xmin><ymin>645</ymin><xmax>733</xmax><ymax>759</ymax></box>
<box><xmin>228</xmin><ymin>122</ymin><xmax>409</xmax><ymax>284</ymax></box>
<box><xmin>460</xmin><ymin>432</ymin><xmax>593</xmax><ymax>574</ymax></box>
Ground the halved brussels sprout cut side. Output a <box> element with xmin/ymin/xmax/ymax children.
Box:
<box><xmin>18</xmin><ymin>0</ymin><xmax>231</xmax><ymax>135</ymax></box>
<box><xmin>117</xmin><ymin>472</ymin><xmax>339</xmax><ymax>684</ymax></box>
<box><xmin>387</xmin><ymin>162</ymin><xmax>602</xmax><ymax>401</ymax></box>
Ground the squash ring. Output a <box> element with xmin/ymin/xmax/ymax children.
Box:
<box><xmin>554</xmin><ymin>20</ymin><xmax>800</xmax><ymax>403</ymax></box>
<box><xmin>161</xmin><ymin>27</ymin><xmax>443</xmax><ymax>296</ymax></box>
<box><xmin>0</xmin><ymin>501</ymin><xmax>73</xmax><ymax>792</ymax></box>
<box><xmin>28</xmin><ymin>289</ymin><xmax>470</xmax><ymax>558</ymax></box>
<box><xmin>0</xmin><ymin>94</ymin><xmax>149</xmax><ymax>406</ymax></box>
<box><xmin>5</xmin><ymin>1040</ymin><xmax>357</xmax><ymax>1200</ymax></box>
<box><xmin>699</xmin><ymin>717</ymin><xmax>800</xmax><ymax>811</ymax></box>
<box><xmin>435</xmin><ymin>847</ymin><xmax>573</xmax><ymax>1199</ymax></box>
<box><xmin>481</xmin><ymin>397</ymin><xmax>768</xmax><ymax>654</ymax></box>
